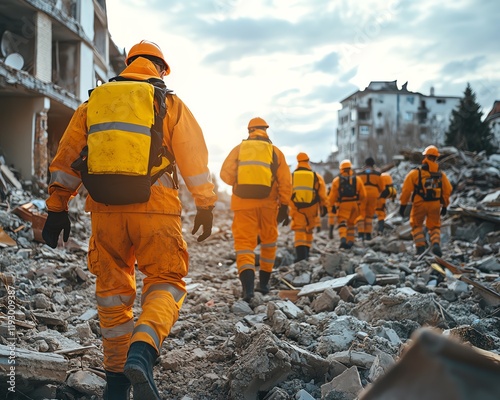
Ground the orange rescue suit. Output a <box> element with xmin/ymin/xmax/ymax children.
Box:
<box><xmin>220</xmin><ymin>129</ymin><xmax>292</xmax><ymax>275</ymax></box>
<box><xmin>400</xmin><ymin>159</ymin><xmax>452</xmax><ymax>248</ymax></box>
<box><xmin>46</xmin><ymin>58</ymin><xmax>217</xmax><ymax>372</ymax></box>
<box><xmin>328</xmin><ymin>170</ymin><xmax>366</xmax><ymax>244</ymax></box>
<box><xmin>289</xmin><ymin>161</ymin><xmax>329</xmax><ymax>249</ymax></box>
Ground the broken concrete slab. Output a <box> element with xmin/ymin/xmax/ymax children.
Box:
<box><xmin>0</xmin><ymin>344</ymin><xmax>68</xmax><ymax>390</ymax></box>
<box><xmin>297</xmin><ymin>274</ymin><xmax>357</xmax><ymax>297</ymax></box>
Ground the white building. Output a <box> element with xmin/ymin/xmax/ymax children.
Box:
<box><xmin>485</xmin><ymin>100</ymin><xmax>500</xmax><ymax>149</ymax></box>
<box><xmin>336</xmin><ymin>80</ymin><xmax>460</xmax><ymax>167</ymax></box>
<box><xmin>0</xmin><ymin>0</ymin><xmax>124</xmax><ymax>184</ymax></box>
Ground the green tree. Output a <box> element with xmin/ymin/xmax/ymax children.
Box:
<box><xmin>445</xmin><ymin>83</ymin><xmax>497</xmax><ymax>154</ymax></box>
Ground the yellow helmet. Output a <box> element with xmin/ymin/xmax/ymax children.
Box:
<box><xmin>340</xmin><ymin>159</ymin><xmax>352</xmax><ymax>170</ymax></box>
<box><xmin>422</xmin><ymin>145</ymin><xmax>440</xmax><ymax>157</ymax></box>
<box><xmin>126</xmin><ymin>40</ymin><xmax>170</xmax><ymax>75</ymax></box>
<box><xmin>297</xmin><ymin>152</ymin><xmax>309</xmax><ymax>162</ymax></box>
<box><xmin>248</xmin><ymin>117</ymin><xmax>269</xmax><ymax>129</ymax></box>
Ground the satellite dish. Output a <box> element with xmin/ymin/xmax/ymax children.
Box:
<box><xmin>4</xmin><ymin>53</ymin><xmax>24</xmax><ymax>70</ymax></box>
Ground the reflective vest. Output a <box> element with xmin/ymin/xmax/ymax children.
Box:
<box><xmin>71</xmin><ymin>77</ymin><xmax>176</xmax><ymax>205</ymax></box>
<box><xmin>233</xmin><ymin>138</ymin><xmax>276</xmax><ymax>199</ymax></box>
<box><xmin>291</xmin><ymin>169</ymin><xmax>318</xmax><ymax>208</ymax></box>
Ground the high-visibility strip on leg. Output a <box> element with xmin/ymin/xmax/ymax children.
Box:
<box><xmin>236</xmin><ymin>249</ymin><xmax>255</xmax><ymax>273</ymax></box>
<box><xmin>259</xmin><ymin>241</ymin><xmax>276</xmax><ymax>273</ymax></box>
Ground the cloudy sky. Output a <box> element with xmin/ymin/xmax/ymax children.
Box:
<box><xmin>105</xmin><ymin>0</ymin><xmax>499</xmax><ymax>177</ymax></box>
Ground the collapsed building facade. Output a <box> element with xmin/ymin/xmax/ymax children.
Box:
<box><xmin>0</xmin><ymin>0</ymin><xmax>123</xmax><ymax>186</ymax></box>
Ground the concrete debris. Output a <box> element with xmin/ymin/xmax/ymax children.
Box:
<box><xmin>0</xmin><ymin>147</ymin><xmax>498</xmax><ymax>399</ymax></box>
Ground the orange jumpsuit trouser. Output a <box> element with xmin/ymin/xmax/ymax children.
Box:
<box><xmin>409</xmin><ymin>199</ymin><xmax>442</xmax><ymax>248</ymax></box>
<box><xmin>375</xmin><ymin>198</ymin><xmax>386</xmax><ymax>222</ymax></box>
<box><xmin>358</xmin><ymin>195</ymin><xmax>378</xmax><ymax>235</ymax></box>
<box><xmin>88</xmin><ymin>212</ymin><xmax>188</xmax><ymax>373</ymax></box>
<box><xmin>233</xmin><ymin>207</ymin><xmax>278</xmax><ymax>274</ymax></box>
<box><xmin>337</xmin><ymin>201</ymin><xmax>360</xmax><ymax>243</ymax></box>
<box><xmin>291</xmin><ymin>205</ymin><xmax>318</xmax><ymax>248</ymax></box>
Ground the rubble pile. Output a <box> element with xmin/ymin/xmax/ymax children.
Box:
<box><xmin>0</xmin><ymin>148</ymin><xmax>499</xmax><ymax>399</ymax></box>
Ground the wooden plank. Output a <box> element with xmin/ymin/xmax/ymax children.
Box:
<box><xmin>0</xmin><ymin>164</ymin><xmax>22</xmax><ymax>190</ymax></box>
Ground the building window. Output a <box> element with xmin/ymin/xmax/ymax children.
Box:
<box><xmin>406</xmin><ymin>96</ymin><xmax>414</xmax><ymax>104</ymax></box>
<box><xmin>376</xmin><ymin>128</ymin><xmax>384</xmax><ymax>136</ymax></box>
<box><xmin>359</xmin><ymin>126</ymin><xmax>370</xmax><ymax>136</ymax></box>
<box><xmin>350</xmin><ymin>110</ymin><xmax>357</xmax><ymax>121</ymax></box>
<box><xmin>351</xmin><ymin>127</ymin><xmax>355</xmax><ymax>136</ymax></box>
<box><xmin>358</xmin><ymin>111</ymin><xmax>370</xmax><ymax>121</ymax></box>
<box><xmin>436</xmin><ymin>99</ymin><xmax>446</xmax><ymax>104</ymax></box>
<box><xmin>404</xmin><ymin>112</ymin><xmax>413</xmax><ymax>121</ymax></box>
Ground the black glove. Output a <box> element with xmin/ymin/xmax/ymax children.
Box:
<box><xmin>42</xmin><ymin>211</ymin><xmax>71</xmax><ymax>249</ymax></box>
<box><xmin>331</xmin><ymin>205</ymin><xmax>337</xmax><ymax>214</ymax></box>
<box><xmin>399</xmin><ymin>205</ymin><xmax>406</xmax><ymax>218</ymax></box>
<box><xmin>191</xmin><ymin>207</ymin><xmax>214</xmax><ymax>242</ymax></box>
<box><xmin>320</xmin><ymin>206</ymin><xmax>328</xmax><ymax>217</ymax></box>
<box><xmin>440</xmin><ymin>207</ymin><xmax>447</xmax><ymax>216</ymax></box>
<box><xmin>380</xmin><ymin>188</ymin><xmax>389</xmax><ymax>198</ymax></box>
<box><xmin>277</xmin><ymin>204</ymin><xmax>290</xmax><ymax>226</ymax></box>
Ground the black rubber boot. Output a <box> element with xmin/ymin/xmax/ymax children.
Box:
<box><xmin>328</xmin><ymin>225</ymin><xmax>334</xmax><ymax>239</ymax></box>
<box><xmin>104</xmin><ymin>371</ymin><xmax>131</xmax><ymax>400</ymax></box>
<box><xmin>358</xmin><ymin>232</ymin><xmax>365</xmax><ymax>241</ymax></box>
<box><xmin>295</xmin><ymin>246</ymin><xmax>308</xmax><ymax>262</ymax></box>
<box><xmin>123</xmin><ymin>341</ymin><xmax>161</xmax><ymax>400</ymax></box>
<box><xmin>416</xmin><ymin>246</ymin><xmax>426</xmax><ymax>255</ymax></box>
<box><xmin>432</xmin><ymin>243</ymin><xmax>442</xmax><ymax>257</ymax></box>
<box><xmin>255</xmin><ymin>270</ymin><xmax>271</xmax><ymax>294</ymax></box>
<box><xmin>377</xmin><ymin>220</ymin><xmax>385</xmax><ymax>233</ymax></box>
<box><xmin>239</xmin><ymin>269</ymin><xmax>255</xmax><ymax>302</ymax></box>
<box><xmin>365</xmin><ymin>233</ymin><xmax>372</xmax><ymax>241</ymax></box>
<box><xmin>340</xmin><ymin>238</ymin><xmax>348</xmax><ymax>249</ymax></box>
<box><xmin>347</xmin><ymin>241</ymin><xmax>354</xmax><ymax>249</ymax></box>
<box><xmin>305</xmin><ymin>246</ymin><xmax>310</xmax><ymax>259</ymax></box>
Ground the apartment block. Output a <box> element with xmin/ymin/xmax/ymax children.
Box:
<box><xmin>0</xmin><ymin>0</ymin><xmax>124</xmax><ymax>184</ymax></box>
<box><xmin>336</xmin><ymin>80</ymin><xmax>460</xmax><ymax>167</ymax></box>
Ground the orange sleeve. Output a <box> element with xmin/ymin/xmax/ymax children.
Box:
<box><xmin>168</xmin><ymin>95</ymin><xmax>217</xmax><ymax>208</ymax></box>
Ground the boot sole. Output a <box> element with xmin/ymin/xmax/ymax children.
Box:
<box><xmin>123</xmin><ymin>363</ymin><xmax>161</xmax><ymax>400</ymax></box>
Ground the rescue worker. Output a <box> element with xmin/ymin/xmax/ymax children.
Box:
<box><xmin>357</xmin><ymin>157</ymin><xmax>385</xmax><ymax>241</ymax></box>
<box><xmin>41</xmin><ymin>40</ymin><xmax>217</xmax><ymax>400</ymax></box>
<box><xmin>289</xmin><ymin>152</ymin><xmax>329</xmax><ymax>261</ymax></box>
<box><xmin>220</xmin><ymin>117</ymin><xmax>292</xmax><ymax>301</ymax></box>
<box><xmin>399</xmin><ymin>145</ymin><xmax>452</xmax><ymax>256</ymax></box>
<box><xmin>375</xmin><ymin>172</ymin><xmax>397</xmax><ymax>234</ymax></box>
<box><xmin>328</xmin><ymin>159</ymin><xmax>366</xmax><ymax>249</ymax></box>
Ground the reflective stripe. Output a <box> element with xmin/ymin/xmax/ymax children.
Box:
<box><xmin>239</xmin><ymin>160</ymin><xmax>270</xmax><ymax>167</ymax></box>
<box><xmin>236</xmin><ymin>249</ymin><xmax>254</xmax><ymax>256</ymax></box>
<box><xmin>49</xmin><ymin>170</ymin><xmax>81</xmax><ymax>191</ymax></box>
<box><xmin>141</xmin><ymin>283</ymin><xmax>185</xmax><ymax>304</ymax></box>
<box><xmin>88</xmin><ymin>122</ymin><xmax>151</xmax><ymax>136</ymax></box>
<box><xmin>96</xmin><ymin>293</ymin><xmax>135</xmax><ymax>308</ymax></box>
<box><xmin>133</xmin><ymin>324</ymin><xmax>160</xmax><ymax>350</ymax></box>
<box><xmin>101</xmin><ymin>319</ymin><xmax>134</xmax><ymax>339</ymax></box>
<box><xmin>294</xmin><ymin>185</ymin><xmax>315</xmax><ymax>192</ymax></box>
<box><xmin>260</xmin><ymin>257</ymin><xmax>275</xmax><ymax>264</ymax></box>
<box><xmin>184</xmin><ymin>171</ymin><xmax>211</xmax><ymax>188</ymax></box>
<box><xmin>260</xmin><ymin>242</ymin><xmax>276</xmax><ymax>248</ymax></box>
<box><xmin>153</xmin><ymin>173</ymin><xmax>176</xmax><ymax>188</ymax></box>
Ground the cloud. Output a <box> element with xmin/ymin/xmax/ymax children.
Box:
<box><xmin>107</xmin><ymin>0</ymin><xmax>500</xmax><ymax>174</ymax></box>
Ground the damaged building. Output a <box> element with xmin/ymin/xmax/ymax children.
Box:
<box><xmin>337</xmin><ymin>80</ymin><xmax>461</xmax><ymax>167</ymax></box>
<box><xmin>0</xmin><ymin>0</ymin><xmax>124</xmax><ymax>186</ymax></box>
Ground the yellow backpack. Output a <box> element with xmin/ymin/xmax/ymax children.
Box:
<box><xmin>71</xmin><ymin>76</ymin><xmax>176</xmax><ymax>205</ymax></box>
<box><xmin>233</xmin><ymin>138</ymin><xmax>277</xmax><ymax>199</ymax></box>
<box><xmin>292</xmin><ymin>169</ymin><xmax>318</xmax><ymax>208</ymax></box>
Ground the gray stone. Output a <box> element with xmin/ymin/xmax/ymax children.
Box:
<box><xmin>66</xmin><ymin>370</ymin><xmax>106</xmax><ymax>396</ymax></box>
